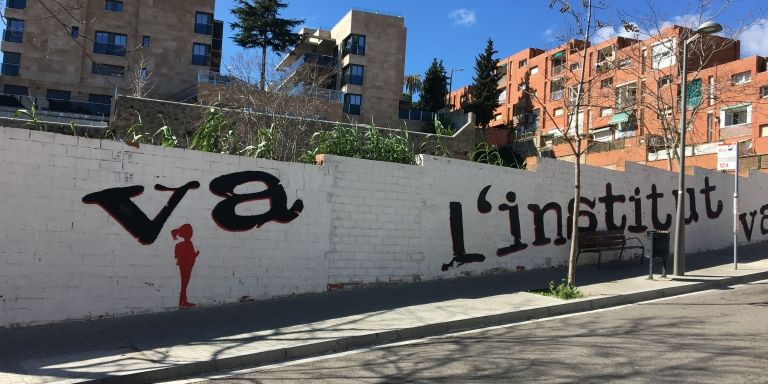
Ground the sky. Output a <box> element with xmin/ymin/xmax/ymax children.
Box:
<box><xmin>214</xmin><ymin>0</ymin><xmax>768</xmax><ymax>91</ymax></box>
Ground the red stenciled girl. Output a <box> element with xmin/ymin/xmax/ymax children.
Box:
<box><xmin>171</xmin><ymin>224</ymin><xmax>199</xmax><ymax>308</ymax></box>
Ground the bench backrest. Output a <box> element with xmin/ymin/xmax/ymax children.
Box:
<box><xmin>579</xmin><ymin>229</ymin><xmax>625</xmax><ymax>248</ymax></box>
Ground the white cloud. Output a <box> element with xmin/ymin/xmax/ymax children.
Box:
<box><xmin>741</xmin><ymin>19</ymin><xmax>768</xmax><ymax>57</ymax></box>
<box><xmin>448</xmin><ymin>9</ymin><xmax>476</xmax><ymax>27</ymax></box>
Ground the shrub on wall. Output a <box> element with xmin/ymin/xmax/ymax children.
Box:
<box><xmin>300</xmin><ymin>124</ymin><xmax>416</xmax><ymax>165</ymax></box>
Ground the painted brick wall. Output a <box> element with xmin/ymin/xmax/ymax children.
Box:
<box><xmin>1</xmin><ymin>126</ymin><xmax>767</xmax><ymax>327</ymax></box>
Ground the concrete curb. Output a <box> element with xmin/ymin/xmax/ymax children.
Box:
<box><xmin>92</xmin><ymin>270</ymin><xmax>768</xmax><ymax>384</ymax></box>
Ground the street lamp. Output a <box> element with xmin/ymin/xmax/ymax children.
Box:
<box><xmin>447</xmin><ymin>67</ymin><xmax>465</xmax><ymax>111</ymax></box>
<box><xmin>673</xmin><ymin>21</ymin><xmax>723</xmax><ymax>277</ymax></box>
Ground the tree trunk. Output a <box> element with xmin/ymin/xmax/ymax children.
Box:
<box><xmin>260</xmin><ymin>44</ymin><xmax>268</xmax><ymax>91</ymax></box>
<box><xmin>568</xmin><ymin>155</ymin><xmax>581</xmax><ymax>286</ymax></box>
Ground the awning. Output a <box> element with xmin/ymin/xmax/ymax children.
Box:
<box><xmin>552</xmin><ymin>50</ymin><xmax>565</xmax><ymax>58</ymax></box>
<box><xmin>609</xmin><ymin>112</ymin><xmax>630</xmax><ymax>124</ymax></box>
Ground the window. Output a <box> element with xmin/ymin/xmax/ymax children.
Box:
<box><xmin>551</xmin><ymin>79</ymin><xmax>564</xmax><ymax>101</ymax></box>
<box><xmin>91</xmin><ymin>62</ymin><xmax>124</xmax><ymax>77</ymax></box>
<box><xmin>192</xmin><ymin>43</ymin><xmax>211</xmax><ymax>66</ymax></box>
<box><xmin>618</xmin><ymin>58</ymin><xmax>631</xmax><ymax>69</ymax></box>
<box><xmin>570</xmin><ymin>62</ymin><xmax>580</xmax><ymax>71</ymax></box>
<box><xmin>761</xmin><ymin>124</ymin><xmax>768</xmax><ymax>137</ymax></box>
<box><xmin>140</xmin><ymin>68</ymin><xmax>148</xmax><ymax>79</ymax></box>
<box><xmin>343</xmin><ymin>93</ymin><xmax>362</xmax><ymax>115</ymax></box>
<box><xmin>142</xmin><ymin>36</ymin><xmax>150</xmax><ymax>48</ymax></box>
<box><xmin>651</xmin><ymin>38</ymin><xmax>676</xmax><ymax>69</ymax></box>
<box><xmin>88</xmin><ymin>94</ymin><xmax>113</xmax><ymax>116</ymax></box>
<box><xmin>4</xmin><ymin>19</ymin><xmax>24</xmax><ymax>43</ymax></box>
<box><xmin>658</xmin><ymin>76</ymin><xmax>672</xmax><ymax>88</ymax></box>
<box><xmin>658</xmin><ymin>108</ymin><xmax>673</xmax><ymax>121</ymax></box>
<box><xmin>3</xmin><ymin>84</ymin><xmax>28</xmax><ymax>95</ymax></box>
<box><xmin>104</xmin><ymin>0</ymin><xmax>123</xmax><ymax>12</ymax></box>
<box><xmin>731</xmin><ymin>71</ymin><xmax>751</xmax><ymax>84</ymax></box>
<box><xmin>720</xmin><ymin>104</ymin><xmax>752</xmax><ymax>127</ymax></box>
<box><xmin>7</xmin><ymin>0</ymin><xmax>26</xmax><ymax>9</ymax></box>
<box><xmin>46</xmin><ymin>89</ymin><xmax>71</xmax><ymax>100</ymax></box>
<box><xmin>342</xmin><ymin>34</ymin><xmax>365</xmax><ymax>56</ymax></box>
<box><xmin>615</xmin><ymin>82</ymin><xmax>637</xmax><ymax>110</ymax></box>
<box><xmin>71</xmin><ymin>26</ymin><xmax>79</xmax><ymax>38</ymax></box>
<box><xmin>553</xmin><ymin>107</ymin><xmax>564</xmax><ymax>117</ymax></box>
<box><xmin>519</xmin><ymin>59</ymin><xmax>527</xmax><ymax>68</ymax></box>
<box><xmin>195</xmin><ymin>12</ymin><xmax>213</xmax><ymax>35</ymax></box>
<box><xmin>685</xmin><ymin>78</ymin><xmax>702</xmax><ymax>108</ymax></box>
<box><xmin>2</xmin><ymin>52</ymin><xmax>21</xmax><ymax>76</ymax></box>
<box><xmin>600</xmin><ymin>78</ymin><xmax>613</xmax><ymax>88</ymax></box>
<box><xmin>89</xmin><ymin>94</ymin><xmax>112</xmax><ymax>105</ymax></box>
<box><xmin>707</xmin><ymin>112</ymin><xmax>714</xmax><ymax>142</ymax></box>
<box><xmin>600</xmin><ymin>107</ymin><xmax>613</xmax><ymax>117</ymax></box>
<box><xmin>498</xmin><ymin>89</ymin><xmax>507</xmax><ymax>103</ymax></box>
<box><xmin>94</xmin><ymin>31</ymin><xmax>127</xmax><ymax>56</ymax></box>
<box><xmin>341</xmin><ymin>64</ymin><xmax>364</xmax><ymax>86</ymax></box>
<box><xmin>761</xmin><ymin>86</ymin><xmax>768</xmax><ymax>98</ymax></box>
<box><xmin>530</xmin><ymin>66</ymin><xmax>538</xmax><ymax>75</ymax></box>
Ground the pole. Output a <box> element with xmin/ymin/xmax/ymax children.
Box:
<box><xmin>673</xmin><ymin>38</ymin><xmax>691</xmax><ymax>277</ymax></box>
<box><xmin>734</xmin><ymin>145</ymin><xmax>739</xmax><ymax>270</ymax></box>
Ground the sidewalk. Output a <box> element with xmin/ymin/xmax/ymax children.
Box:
<box><xmin>1</xmin><ymin>244</ymin><xmax>767</xmax><ymax>384</ymax></box>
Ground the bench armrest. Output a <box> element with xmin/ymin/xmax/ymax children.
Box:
<box><xmin>625</xmin><ymin>236</ymin><xmax>645</xmax><ymax>251</ymax></box>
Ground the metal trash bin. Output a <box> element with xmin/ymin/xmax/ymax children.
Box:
<box><xmin>646</xmin><ymin>231</ymin><xmax>670</xmax><ymax>279</ymax></box>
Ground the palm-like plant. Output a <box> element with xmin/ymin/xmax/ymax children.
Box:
<box><xmin>403</xmin><ymin>74</ymin><xmax>422</xmax><ymax>100</ymax></box>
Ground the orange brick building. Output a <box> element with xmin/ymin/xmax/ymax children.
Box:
<box><xmin>450</xmin><ymin>26</ymin><xmax>768</xmax><ymax>173</ymax></box>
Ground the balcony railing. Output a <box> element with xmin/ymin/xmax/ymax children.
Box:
<box><xmin>398</xmin><ymin>109</ymin><xmax>436</xmax><ymax>122</ymax></box>
<box><xmin>3</xmin><ymin>29</ymin><xmax>23</xmax><ymax>43</ymax></box>
<box><xmin>195</xmin><ymin>23</ymin><xmax>213</xmax><ymax>35</ymax></box>
<box><xmin>198</xmin><ymin>70</ymin><xmax>231</xmax><ymax>85</ymax></box>
<box><xmin>283</xmin><ymin>53</ymin><xmax>335</xmax><ymax>76</ymax></box>
<box><xmin>550</xmin><ymin>90</ymin><xmax>564</xmax><ymax>101</ymax></box>
<box><xmin>552</xmin><ymin>64</ymin><xmax>565</xmax><ymax>76</ymax></box>
<box><xmin>288</xmin><ymin>85</ymin><xmax>343</xmax><ymax>104</ymax></box>
<box><xmin>93</xmin><ymin>42</ymin><xmax>126</xmax><ymax>56</ymax></box>
<box><xmin>720</xmin><ymin>123</ymin><xmax>751</xmax><ymax>139</ymax></box>
<box><xmin>588</xmin><ymin>138</ymin><xmax>626</xmax><ymax>153</ymax></box>
<box><xmin>192</xmin><ymin>54</ymin><xmax>211</xmax><ymax>66</ymax></box>
<box><xmin>0</xmin><ymin>93</ymin><xmax>111</xmax><ymax>123</ymax></box>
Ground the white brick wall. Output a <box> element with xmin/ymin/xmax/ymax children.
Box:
<box><xmin>1</xmin><ymin>126</ymin><xmax>766</xmax><ymax>327</ymax></box>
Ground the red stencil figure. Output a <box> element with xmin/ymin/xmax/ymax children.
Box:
<box><xmin>171</xmin><ymin>224</ymin><xmax>199</xmax><ymax>308</ymax></box>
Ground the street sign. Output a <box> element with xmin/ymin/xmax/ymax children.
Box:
<box><xmin>717</xmin><ymin>143</ymin><xmax>737</xmax><ymax>171</ymax></box>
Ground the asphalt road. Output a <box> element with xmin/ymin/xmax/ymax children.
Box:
<box><xmin>204</xmin><ymin>281</ymin><xmax>768</xmax><ymax>383</ymax></box>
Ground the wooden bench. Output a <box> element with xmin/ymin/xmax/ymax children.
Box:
<box><xmin>576</xmin><ymin>229</ymin><xmax>645</xmax><ymax>267</ymax></box>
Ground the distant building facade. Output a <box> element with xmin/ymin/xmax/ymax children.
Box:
<box><xmin>0</xmin><ymin>0</ymin><xmax>222</xmax><ymax>118</ymax></box>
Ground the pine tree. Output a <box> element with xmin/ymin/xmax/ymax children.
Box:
<box><xmin>468</xmin><ymin>39</ymin><xmax>504</xmax><ymax>129</ymax></box>
<box><xmin>230</xmin><ymin>0</ymin><xmax>304</xmax><ymax>91</ymax></box>
<box><xmin>419</xmin><ymin>59</ymin><xmax>448</xmax><ymax>113</ymax></box>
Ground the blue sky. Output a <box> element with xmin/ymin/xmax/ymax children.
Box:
<box><xmin>214</xmin><ymin>0</ymin><xmax>768</xmax><ymax>90</ymax></box>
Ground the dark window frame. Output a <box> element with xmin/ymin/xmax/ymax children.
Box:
<box><xmin>104</xmin><ymin>0</ymin><xmax>123</xmax><ymax>12</ymax></box>
<box><xmin>7</xmin><ymin>0</ymin><xmax>26</xmax><ymax>9</ymax></box>
<box><xmin>4</xmin><ymin>18</ymin><xmax>24</xmax><ymax>43</ymax></box>
<box><xmin>342</xmin><ymin>34</ymin><xmax>366</xmax><ymax>57</ymax></box>
<box><xmin>71</xmin><ymin>26</ymin><xmax>80</xmax><ymax>39</ymax></box>
<box><xmin>343</xmin><ymin>93</ymin><xmax>362</xmax><ymax>115</ymax></box>
<box><xmin>194</xmin><ymin>12</ymin><xmax>213</xmax><ymax>35</ymax></box>
<box><xmin>94</xmin><ymin>30</ymin><xmax>127</xmax><ymax>56</ymax></box>
<box><xmin>142</xmin><ymin>35</ymin><xmax>150</xmax><ymax>48</ymax></box>
<box><xmin>46</xmin><ymin>89</ymin><xmax>72</xmax><ymax>101</ymax></box>
<box><xmin>341</xmin><ymin>64</ymin><xmax>364</xmax><ymax>86</ymax></box>
<box><xmin>91</xmin><ymin>62</ymin><xmax>125</xmax><ymax>77</ymax></box>
<box><xmin>3</xmin><ymin>84</ymin><xmax>28</xmax><ymax>96</ymax></box>
<box><xmin>2</xmin><ymin>51</ymin><xmax>21</xmax><ymax>76</ymax></box>
<box><xmin>191</xmin><ymin>43</ymin><xmax>211</xmax><ymax>66</ymax></box>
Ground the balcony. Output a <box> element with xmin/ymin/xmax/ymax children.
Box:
<box><xmin>3</xmin><ymin>29</ymin><xmax>23</xmax><ymax>43</ymax></box>
<box><xmin>288</xmin><ymin>85</ymin><xmax>343</xmax><ymax>104</ymax></box>
<box><xmin>283</xmin><ymin>53</ymin><xmax>335</xmax><ymax>75</ymax></box>
<box><xmin>398</xmin><ymin>109</ymin><xmax>436</xmax><ymax>122</ymax></box>
<box><xmin>588</xmin><ymin>138</ymin><xmax>626</xmax><ymax>153</ymax></box>
<box><xmin>198</xmin><ymin>70</ymin><xmax>231</xmax><ymax>85</ymax></box>
<box><xmin>0</xmin><ymin>93</ymin><xmax>111</xmax><ymax>125</ymax></box>
<box><xmin>552</xmin><ymin>64</ymin><xmax>565</xmax><ymax>76</ymax></box>
<box><xmin>93</xmin><ymin>42</ymin><xmax>126</xmax><ymax>56</ymax></box>
<box><xmin>720</xmin><ymin>123</ymin><xmax>751</xmax><ymax>139</ymax></box>
<box><xmin>550</xmin><ymin>90</ymin><xmax>564</xmax><ymax>101</ymax></box>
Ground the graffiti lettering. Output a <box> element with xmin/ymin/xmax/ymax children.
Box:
<box><xmin>627</xmin><ymin>187</ymin><xmax>648</xmax><ymax>233</ymax></box>
<box><xmin>740</xmin><ymin>210</ymin><xmax>758</xmax><ymax>242</ymax></box>
<box><xmin>209</xmin><ymin>171</ymin><xmax>304</xmax><ymax>232</ymax></box>
<box><xmin>528</xmin><ymin>202</ymin><xmax>567</xmax><ymax>246</ymax></box>
<box><xmin>442</xmin><ymin>202</ymin><xmax>486</xmax><ymax>271</ymax></box>
<box><xmin>477</xmin><ymin>185</ymin><xmax>493</xmax><ymax>214</ymax></box>
<box><xmin>598</xmin><ymin>183</ymin><xmax>626</xmax><ymax>231</ymax></box>
<box><xmin>497</xmin><ymin>191</ymin><xmax>528</xmax><ymax>256</ymax></box>
<box><xmin>700</xmin><ymin>177</ymin><xmax>723</xmax><ymax>219</ymax></box>
<box><xmin>672</xmin><ymin>188</ymin><xmax>700</xmax><ymax>224</ymax></box>
<box><xmin>646</xmin><ymin>184</ymin><xmax>671</xmax><ymax>230</ymax></box>
<box><xmin>566</xmin><ymin>196</ymin><xmax>598</xmax><ymax>237</ymax></box>
<box><xmin>82</xmin><ymin>181</ymin><xmax>200</xmax><ymax>244</ymax></box>
<box><xmin>761</xmin><ymin>204</ymin><xmax>768</xmax><ymax>236</ymax></box>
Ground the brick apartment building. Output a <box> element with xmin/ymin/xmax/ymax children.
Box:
<box><xmin>450</xmin><ymin>26</ymin><xmax>768</xmax><ymax>173</ymax></box>
<box><xmin>0</xmin><ymin>0</ymin><xmax>223</xmax><ymax>120</ymax></box>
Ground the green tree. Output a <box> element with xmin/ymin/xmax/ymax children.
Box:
<box><xmin>467</xmin><ymin>39</ymin><xmax>504</xmax><ymax>130</ymax></box>
<box><xmin>403</xmin><ymin>74</ymin><xmax>423</xmax><ymax>101</ymax></box>
<box><xmin>230</xmin><ymin>0</ymin><xmax>304</xmax><ymax>91</ymax></box>
<box><xmin>419</xmin><ymin>59</ymin><xmax>448</xmax><ymax>113</ymax></box>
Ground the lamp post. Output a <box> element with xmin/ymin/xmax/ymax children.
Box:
<box><xmin>673</xmin><ymin>21</ymin><xmax>722</xmax><ymax>277</ymax></box>
<box><xmin>447</xmin><ymin>67</ymin><xmax>464</xmax><ymax>111</ymax></box>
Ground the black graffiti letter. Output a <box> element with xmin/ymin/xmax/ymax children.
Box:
<box><xmin>566</xmin><ymin>197</ymin><xmax>598</xmax><ymax>238</ymax></box>
<box><xmin>761</xmin><ymin>204</ymin><xmax>768</xmax><ymax>236</ymax></box>
<box><xmin>699</xmin><ymin>177</ymin><xmax>723</xmax><ymax>219</ymax></box>
<box><xmin>82</xmin><ymin>181</ymin><xmax>200</xmax><ymax>244</ymax></box>
<box><xmin>673</xmin><ymin>188</ymin><xmax>700</xmax><ymax>224</ymax></box>
<box><xmin>598</xmin><ymin>183</ymin><xmax>626</xmax><ymax>231</ymax></box>
<box><xmin>739</xmin><ymin>211</ymin><xmax>758</xmax><ymax>243</ymax></box>
<box><xmin>627</xmin><ymin>187</ymin><xmax>648</xmax><ymax>233</ymax></box>
<box><xmin>209</xmin><ymin>171</ymin><xmax>303</xmax><ymax>232</ymax></box>
<box><xmin>646</xmin><ymin>184</ymin><xmax>671</xmax><ymax>230</ymax></box>
<box><xmin>527</xmin><ymin>202</ymin><xmax>567</xmax><ymax>246</ymax></box>
<box><xmin>442</xmin><ymin>202</ymin><xmax>486</xmax><ymax>271</ymax></box>
<box><xmin>477</xmin><ymin>185</ymin><xmax>493</xmax><ymax>214</ymax></box>
<box><xmin>497</xmin><ymin>192</ymin><xmax>528</xmax><ymax>256</ymax></box>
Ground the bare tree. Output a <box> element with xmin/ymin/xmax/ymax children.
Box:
<box><xmin>124</xmin><ymin>51</ymin><xmax>154</xmax><ymax>98</ymax></box>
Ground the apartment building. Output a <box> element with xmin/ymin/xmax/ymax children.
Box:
<box><xmin>450</xmin><ymin>25</ymin><xmax>768</xmax><ymax>172</ymax></box>
<box><xmin>0</xmin><ymin>0</ymin><xmax>223</xmax><ymax>119</ymax></box>
<box><xmin>276</xmin><ymin>9</ymin><xmax>406</xmax><ymax>126</ymax></box>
